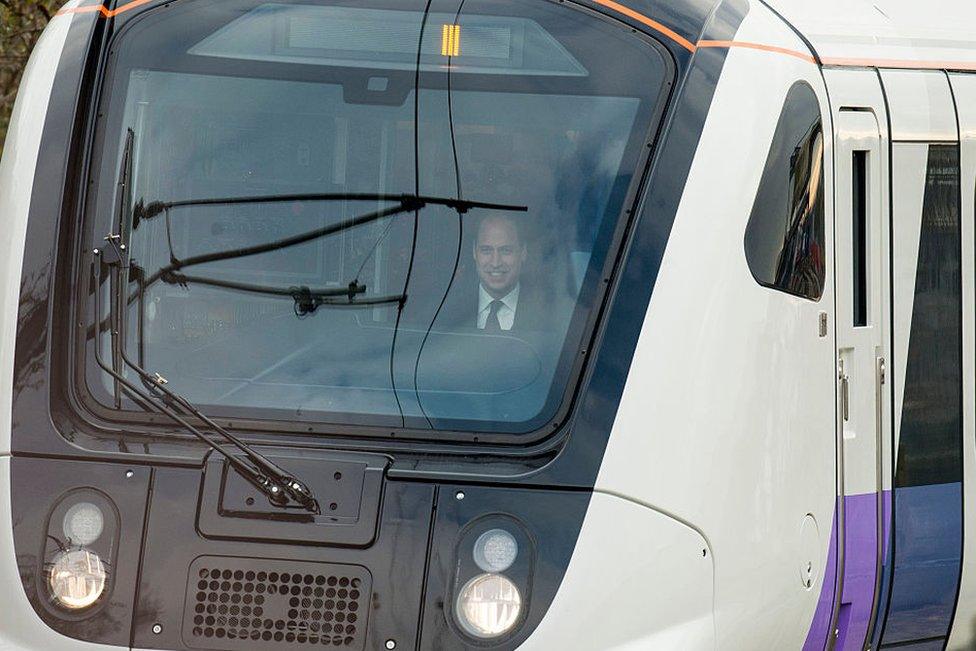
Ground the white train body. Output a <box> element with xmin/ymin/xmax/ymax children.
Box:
<box><xmin>1</xmin><ymin>0</ymin><xmax>975</xmax><ymax>649</ymax></box>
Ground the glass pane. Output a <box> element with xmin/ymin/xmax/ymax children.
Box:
<box><xmin>87</xmin><ymin>0</ymin><xmax>669</xmax><ymax>435</ymax></box>
<box><xmin>744</xmin><ymin>81</ymin><xmax>825</xmax><ymax>301</ymax></box>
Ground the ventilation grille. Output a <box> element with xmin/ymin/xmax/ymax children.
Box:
<box><xmin>184</xmin><ymin>557</ymin><xmax>371</xmax><ymax>650</ymax></box>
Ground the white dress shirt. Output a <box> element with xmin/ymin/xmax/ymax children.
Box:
<box><xmin>477</xmin><ymin>284</ymin><xmax>520</xmax><ymax>331</ymax></box>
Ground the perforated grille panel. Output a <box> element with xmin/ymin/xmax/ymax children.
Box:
<box><xmin>183</xmin><ymin>557</ymin><xmax>371</xmax><ymax>650</ymax></box>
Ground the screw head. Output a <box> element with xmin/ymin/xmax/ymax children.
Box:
<box><xmin>385</xmin><ymin>640</ymin><xmax>396</xmax><ymax>650</ymax></box>
<box><xmin>125</xmin><ymin>470</ymin><xmax>134</xmax><ymax>478</ymax></box>
<box><xmin>152</xmin><ymin>624</ymin><xmax>162</xmax><ymax>635</ymax></box>
<box><xmin>455</xmin><ymin>491</ymin><xmax>465</xmax><ymax>500</ymax></box>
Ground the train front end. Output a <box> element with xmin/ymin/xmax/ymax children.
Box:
<box><xmin>0</xmin><ymin>0</ymin><xmax>782</xmax><ymax>648</ymax></box>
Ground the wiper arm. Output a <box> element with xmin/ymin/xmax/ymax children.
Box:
<box><xmin>92</xmin><ymin>250</ymin><xmax>320</xmax><ymax>513</ymax></box>
<box><xmin>95</xmin><ymin>139</ymin><xmax>322</xmax><ymax>513</ymax></box>
<box><xmin>99</xmin><ymin>251</ymin><xmax>320</xmax><ymax>512</ymax></box>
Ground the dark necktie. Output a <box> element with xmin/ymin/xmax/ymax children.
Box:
<box><xmin>484</xmin><ymin>299</ymin><xmax>504</xmax><ymax>332</ymax></box>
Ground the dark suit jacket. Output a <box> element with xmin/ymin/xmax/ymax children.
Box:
<box><xmin>439</xmin><ymin>280</ymin><xmax>553</xmax><ymax>334</ymax></box>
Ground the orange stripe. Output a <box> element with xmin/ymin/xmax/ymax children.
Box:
<box><xmin>58</xmin><ymin>0</ymin><xmax>703</xmax><ymax>54</ymax></box>
<box><xmin>698</xmin><ymin>40</ymin><xmax>816</xmax><ymax>64</ymax></box>
<box><xmin>57</xmin><ymin>0</ymin><xmax>153</xmax><ymax>18</ymax></box>
<box><xmin>55</xmin><ymin>0</ymin><xmax>976</xmax><ymax>73</ymax></box>
<box><xmin>56</xmin><ymin>2</ymin><xmax>109</xmax><ymax>16</ymax></box>
<box><xmin>589</xmin><ymin>0</ymin><xmax>696</xmax><ymax>52</ymax></box>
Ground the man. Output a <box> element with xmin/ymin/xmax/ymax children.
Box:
<box><xmin>472</xmin><ymin>213</ymin><xmax>537</xmax><ymax>332</ymax></box>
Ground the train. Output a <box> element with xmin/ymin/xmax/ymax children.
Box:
<box><xmin>1</xmin><ymin>0</ymin><xmax>975</xmax><ymax>648</ymax></box>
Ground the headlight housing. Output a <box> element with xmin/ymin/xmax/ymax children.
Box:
<box><xmin>62</xmin><ymin>502</ymin><xmax>105</xmax><ymax>546</ymax></box>
<box><xmin>49</xmin><ymin>549</ymin><xmax>108</xmax><ymax>609</ymax></box>
<box><xmin>473</xmin><ymin>528</ymin><xmax>518</xmax><ymax>573</ymax></box>
<box><xmin>41</xmin><ymin>489</ymin><xmax>119</xmax><ymax>615</ymax></box>
<box><xmin>455</xmin><ymin>573</ymin><xmax>523</xmax><ymax>639</ymax></box>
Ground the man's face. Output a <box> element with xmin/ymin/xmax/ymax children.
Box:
<box><xmin>474</xmin><ymin>218</ymin><xmax>526</xmax><ymax>298</ymax></box>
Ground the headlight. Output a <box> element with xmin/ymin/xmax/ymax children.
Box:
<box><xmin>455</xmin><ymin>573</ymin><xmax>522</xmax><ymax>639</ymax></box>
<box><xmin>473</xmin><ymin>528</ymin><xmax>518</xmax><ymax>573</ymax></box>
<box><xmin>49</xmin><ymin>549</ymin><xmax>107</xmax><ymax>609</ymax></box>
<box><xmin>62</xmin><ymin>502</ymin><xmax>104</xmax><ymax>546</ymax></box>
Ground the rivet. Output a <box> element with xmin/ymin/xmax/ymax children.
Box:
<box><xmin>152</xmin><ymin>624</ymin><xmax>162</xmax><ymax>634</ymax></box>
<box><xmin>455</xmin><ymin>491</ymin><xmax>465</xmax><ymax>500</ymax></box>
<box><xmin>385</xmin><ymin>640</ymin><xmax>396</xmax><ymax>650</ymax></box>
<box><xmin>125</xmin><ymin>470</ymin><xmax>134</xmax><ymax>478</ymax></box>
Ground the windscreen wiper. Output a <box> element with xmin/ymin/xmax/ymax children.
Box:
<box><xmin>92</xmin><ymin>245</ymin><xmax>321</xmax><ymax>513</ymax></box>
<box><xmin>156</xmin><ymin>271</ymin><xmax>405</xmax><ymax>317</ymax></box>
<box><xmin>133</xmin><ymin>192</ymin><xmax>527</xmax><ymax>294</ymax></box>
<box><xmin>93</xmin><ymin>131</ymin><xmax>321</xmax><ymax>514</ymax></box>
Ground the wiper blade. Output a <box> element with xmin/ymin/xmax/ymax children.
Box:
<box><xmin>136</xmin><ymin>193</ymin><xmax>526</xmax><ymax>293</ymax></box>
<box><xmin>134</xmin><ymin>192</ymin><xmax>524</xmax><ymax>222</ymax></box>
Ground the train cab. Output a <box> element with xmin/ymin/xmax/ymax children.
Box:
<box><xmin>1</xmin><ymin>0</ymin><xmax>975</xmax><ymax>649</ymax></box>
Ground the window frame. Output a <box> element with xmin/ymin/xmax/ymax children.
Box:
<box><xmin>62</xmin><ymin>0</ymin><xmax>677</xmax><ymax>447</ymax></box>
<box><xmin>743</xmin><ymin>80</ymin><xmax>826</xmax><ymax>302</ymax></box>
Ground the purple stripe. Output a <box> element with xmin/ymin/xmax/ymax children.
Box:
<box><xmin>836</xmin><ymin>493</ymin><xmax>878</xmax><ymax>650</ymax></box>
<box><xmin>803</xmin><ymin>491</ymin><xmax>892</xmax><ymax>651</ymax></box>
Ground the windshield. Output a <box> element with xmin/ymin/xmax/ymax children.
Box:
<box><xmin>83</xmin><ymin>0</ymin><xmax>670</xmax><ymax>437</ymax></box>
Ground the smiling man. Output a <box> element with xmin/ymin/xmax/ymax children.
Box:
<box><xmin>473</xmin><ymin>214</ymin><xmax>533</xmax><ymax>332</ymax></box>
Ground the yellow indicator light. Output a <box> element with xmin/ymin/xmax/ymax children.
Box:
<box><xmin>441</xmin><ymin>24</ymin><xmax>460</xmax><ymax>57</ymax></box>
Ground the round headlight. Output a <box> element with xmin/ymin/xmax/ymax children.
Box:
<box><xmin>455</xmin><ymin>573</ymin><xmax>522</xmax><ymax>639</ymax></box>
<box><xmin>62</xmin><ymin>502</ymin><xmax>104</xmax><ymax>546</ymax></box>
<box><xmin>49</xmin><ymin>549</ymin><xmax>107</xmax><ymax>609</ymax></box>
<box><xmin>473</xmin><ymin>528</ymin><xmax>518</xmax><ymax>573</ymax></box>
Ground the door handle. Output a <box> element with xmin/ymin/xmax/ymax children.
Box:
<box><xmin>839</xmin><ymin>359</ymin><xmax>849</xmax><ymax>422</ymax></box>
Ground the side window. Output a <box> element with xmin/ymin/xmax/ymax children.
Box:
<box><xmin>744</xmin><ymin>81</ymin><xmax>825</xmax><ymax>300</ymax></box>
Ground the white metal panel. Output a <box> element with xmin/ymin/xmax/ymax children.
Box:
<box><xmin>823</xmin><ymin>67</ymin><xmax>895</xmax><ymax>499</ymax></box>
<box><xmin>0</xmin><ymin>11</ymin><xmax>73</xmax><ymax>457</ymax></box>
<box><xmin>946</xmin><ymin>72</ymin><xmax>976</xmax><ymax>651</ymax></box>
<box><xmin>834</xmin><ymin>109</ymin><xmax>888</xmax><ymax>497</ymax></box>
<box><xmin>591</xmin><ymin>6</ymin><xmax>834</xmax><ymax>648</ymax></box>
<box><xmin>881</xmin><ymin>70</ymin><xmax>957</xmax><ymax>142</ymax></box>
<box><xmin>516</xmin><ymin>492</ymin><xmax>714</xmax><ymax>651</ymax></box>
<box><xmin>763</xmin><ymin>0</ymin><xmax>976</xmax><ymax>69</ymax></box>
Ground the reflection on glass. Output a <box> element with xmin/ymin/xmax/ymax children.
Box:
<box><xmin>744</xmin><ymin>82</ymin><xmax>825</xmax><ymax>301</ymax></box>
<box><xmin>90</xmin><ymin>0</ymin><xmax>667</xmax><ymax>434</ymax></box>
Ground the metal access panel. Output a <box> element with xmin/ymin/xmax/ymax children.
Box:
<box><xmin>183</xmin><ymin>556</ymin><xmax>371</xmax><ymax>651</ymax></box>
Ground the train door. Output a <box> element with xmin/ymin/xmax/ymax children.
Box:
<box><xmin>873</xmin><ymin>70</ymin><xmax>963</xmax><ymax>650</ymax></box>
<box><xmin>824</xmin><ymin>69</ymin><xmax>892</xmax><ymax>651</ymax></box>
<box><xmin>947</xmin><ymin>72</ymin><xmax>976</xmax><ymax>651</ymax></box>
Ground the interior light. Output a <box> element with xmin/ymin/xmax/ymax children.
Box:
<box><xmin>441</xmin><ymin>24</ymin><xmax>460</xmax><ymax>57</ymax></box>
<box><xmin>455</xmin><ymin>573</ymin><xmax>522</xmax><ymax>638</ymax></box>
<box><xmin>473</xmin><ymin>528</ymin><xmax>518</xmax><ymax>573</ymax></box>
<box><xmin>49</xmin><ymin>549</ymin><xmax>107</xmax><ymax>609</ymax></box>
<box><xmin>62</xmin><ymin>502</ymin><xmax>105</xmax><ymax>546</ymax></box>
